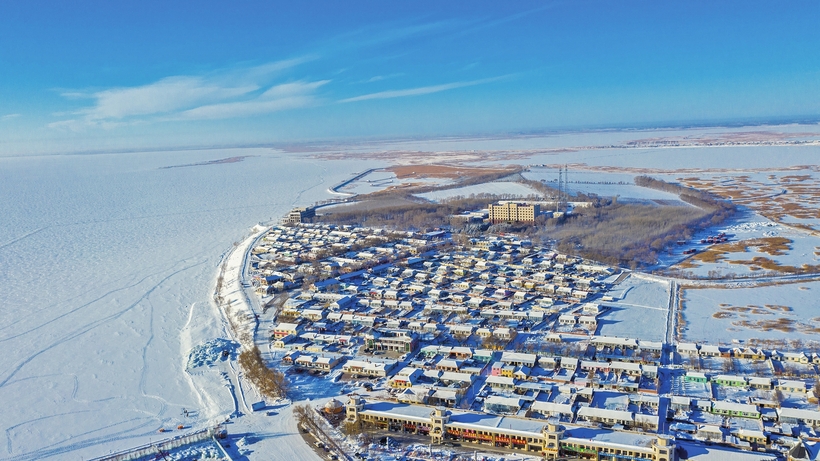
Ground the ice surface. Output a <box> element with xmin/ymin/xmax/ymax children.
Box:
<box><xmin>0</xmin><ymin>148</ymin><xmax>377</xmax><ymax>460</ymax></box>
<box><xmin>681</xmin><ymin>281</ymin><xmax>820</xmax><ymax>344</ymax></box>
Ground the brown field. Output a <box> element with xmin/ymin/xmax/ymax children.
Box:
<box><xmin>707</xmin><ymin>303</ymin><xmax>818</xmax><ymax>334</ymax></box>
<box><xmin>686</xmin><ymin>237</ymin><xmax>790</xmax><ymax>264</ymax></box>
<box><xmin>674</xmin><ymin>237</ymin><xmax>820</xmax><ymax>274</ymax></box>
<box><xmin>734</xmin><ymin>318</ymin><xmax>796</xmax><ymax>333</ymax></box>
<box><xmin>677</xmin><ymin>172</ymin><xmax>820</xmax><ymax>231</ymax></box>
<box><xmin>387</xmin><ymin>164</ymin><xmax>518</xmax><ymax>180</ymax></box>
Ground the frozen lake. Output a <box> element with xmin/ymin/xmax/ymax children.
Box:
<box><xmin>0</xmin><ymin>149</ymin><xmax>375</xmax><ymax>460</ymax></box>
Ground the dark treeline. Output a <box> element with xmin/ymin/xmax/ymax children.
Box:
<box><xmin>366</xmin><ymin>167</ymin><xmax>524</xmax><ymax>198</ymax></box>
<box><xmin>536</xmin><ymin>203</ymin><xmax>711</xmax><ymax>268</ymax></box>
<box><xmin>311</xmin><ymin>195</ymin><xmax>496</xmax><ymax>231</ymax></box>
<box><xmin>238</xmin><ymin>346</ymin><xmax>288</xmax><ymax>399</ymax></box>
<box><xmin>635</xmin><ymin>174</ymin><xmax>736</xmax><ymax>225</ymax></box>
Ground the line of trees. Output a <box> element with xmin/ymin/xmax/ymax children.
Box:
<box><xmin>312</xmin><ymin>195</ymin><xmax>497</xmax><ymax>231</ymax></box>
<box><xmin>635</xmin><ymin>175</ymin><xmax>736</xmax><ymax>218</ymax></box>
<box><xmin>238</xmin><ymin>346</ymin><xmax>288</xmax><ymax>399</ymax></box>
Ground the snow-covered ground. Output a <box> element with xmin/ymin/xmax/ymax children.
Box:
<box><xmin>681</xmin><ymin>281</ymin><xmax>820</xmax><ymax>344</ymax></box>
<box><xmin>0</xmin><ymin>148</ymin><xmax>376</xmax><ymax>460</ymax></box>
<box><xmin>596</xmin><ymin>274</ymin><xmax>670</xmax><ymax>341</ymax></box>
<box><xmin>417</xmin><ymin>181</ymin><xmax>542</xmax><ymax>202</ymax></box>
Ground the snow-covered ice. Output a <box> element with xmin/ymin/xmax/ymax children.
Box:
<box><xmin>0</xmin><ymin>148</ymin><xmax>376</xmax><ymax>460</ymax></box>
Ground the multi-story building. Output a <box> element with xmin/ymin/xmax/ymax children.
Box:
<box><xmin>344</xmin><ymin>396</ymin><xmax>676</xmax><ymax>461</ymax></box>
<box><xmin>488</xmin><ymin>202</ymin><xmax>540</xmax><ymax>223</ymax></box>
<box><xmin>283</xmin><ymin>207</ymin><xmax>315</xmax><ymax>224</ymax></box>
<box><xmin>365</xmin><ymin>329</ymin><xmax>418</xmax><ymax>353</ymax></box>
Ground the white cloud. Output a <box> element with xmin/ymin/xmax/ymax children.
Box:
<box><xmin>1</xmin><ymin>113</ymin><xmax>21</xmax><ymax>121</ymax></box>
<box><xmin>50</xmin><ymin>58</ymin><xmax>322</xmax><ymax>129</ymax></box>
<box><xmin>174</xmin><ymin>80</ymin><xmax>329</xmax><ymax>120</ymax></box>
<box><xmin>85</xmin><ymin>76</ymin><xmax>259</xmax><ymax>120</ymax></box>
<box><xmin>339</xmin><ymin>76</ymin><xmax>507</xmax><ymax>103</ymax></box>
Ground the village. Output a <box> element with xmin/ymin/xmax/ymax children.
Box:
<box><xmin>248</xmin><ymin>221</ymin><xmax>820</xmax><ymax>461</ymax></box>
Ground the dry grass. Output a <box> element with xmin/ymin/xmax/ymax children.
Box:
<box><xmin>765</xmin><ymin>304</ymin><xmax>792</xmax><ymax>312</ymax></box>
<box><xmin>387</xmin><ymin>164</ymin><xmax>517</xmax><ymax>180</ymax></box>
<box><xmin>681</xmin><ymin>237</ymin><xmax>804</xmax><ymax>273</ymax></box>
<box><xmin>734</xmin><ymin>318</ymin><xmax>796</xmax><ymax>333</ymax></box>
<box><xmin>703</xmin><ymin>301</ymin><xmax>818</xmax><ymax>335</ymax></box>
<box><xmin>677</xmin><ymin>172</ymin><xmax>820</xmax><ymax>231</ymax></box>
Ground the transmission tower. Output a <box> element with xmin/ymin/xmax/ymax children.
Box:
<box><xmin>562</xmin><ymin>164</ymin><xmax>569</xmax><ymax>210</ymax></box>
<box><xmin>556</xmin><ymin>167</ymin><xmax>563</xmax><ymax>212</ymax></box>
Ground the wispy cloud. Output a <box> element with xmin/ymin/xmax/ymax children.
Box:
<box><xmin>49</xmin><ymin>58</ymin><xmax>322</xmax><ymax>130</ymax></box>
<box><xmin>357</xmin><ymin>73</ymin><xmax>406</xmax><ymax>84</ymax></box>
<box><xmin>1</xmin><ymin>113</ymin><xmax>21</xmax><ymax>121</ymax></box>
<box><xmin>340</xmin><ymin>76</ymin><xmax>509</xmax><ymax>103</ymax></box>
<box><xmin>174</xmin><ymin>80</ymin><xmax>329</xmax><ymax>120</ymax></box>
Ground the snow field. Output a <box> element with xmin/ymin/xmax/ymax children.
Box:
<box><xmin>0</xmin><ymin>149</ymin><xmax>376</xmax><ymax>460</ymax></box>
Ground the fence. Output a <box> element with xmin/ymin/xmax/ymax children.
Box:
<box><xmin>89</xmin><ymin>427</ymin><xmax>228</xmax><ymax>461</ymax></box>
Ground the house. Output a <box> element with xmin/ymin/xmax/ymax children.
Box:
<box><xmin>436</xmin><ymin>359</ymin><xmax>462</xmax><ymax>372</ymax></box>
<box><xmin>776</xmin><ymin>380</ymin><xmax>807</xmax><ymax>394</ymax></box>
<box><xmin>492</xmin><ymin>328</ymin><xmax>516</xmax><ymax>341</ymax></box>
<box><xmin>778</xmin><ymin>407</ymin><xmax>820</xmax><ymax>426</ymax></box>
<box><xmin>590</xmin><ymin>336</ymin><xmax>639</xmax><ymax>351</ymax></box>
<box><xmin>485</xmin><ymin>375</ymin><xmax>516</xmax><ymax>391</ymax></box>
<box><xmin>559</xmin><ymin>357</ymin><xmax>579</xmax><ymax>370</ymax></box>
<box><xmin>294</xmin><ymin>354</ymin><xmax>341</xmax><ymax>371</ymax></box>
<box><xmin>712</xmin><ymin>375</ymin><xmax>747</xmax><ymax>387</ymax></box>
<box><xmin>500</xmin><ymin>352</ymin><xmax>537</xmax><ymax>368</ymax></box>
<box><xmin>699</xmin><ymin>345</ymin><xmax>722</xmax><ymax>357</ymax></box>
<box><xmin>272</xmin><ymin>322</ymin><xmax>301</xmax><ymax>340</ymax></box>
<box><xmin>448</xmin><ymin>347</ymin><xmax>473</xmax><ymax>360</ymax></box>
<box><xmin>483</xmin><ymin>395</ymin><xmax>523</xmax><ymax>414</ymax></box>
<box><xmin>610</xmin><ymin>361</ymin><xmax>642</xmax><ymax>377</ymax></box>
<box><xmin>512</xmin><ymin>367</ymin><xmax>531</xmax><ymax>380</ymax></box>
<box><xmin>473</xmin><ymin>349</ymin><xmax>496</xmax><ymax>363</ymax></box>
<box><xmin>576</xmin><ymin>407</ymin><xmax>634</xmax><ymax>426</ymax></box>
<box><xmin>676</xmin><ymin>343</ymin><xmax>699</xmax><ymax>356</ymax></box>
<box><xmin>530</xmin><ymin>401</ymin><xmax>575</xmax><ymax>419</ymax></box>
<box><xmin>366</xmin><ymin>329</ymin><xmax>418</xmax><ymax>353</ymax></box>
<box><xmin>782</xmin><ymin>352</ymin><xmax>809</xmax><ymax>364</ymax></box>
<box><xmin>389</xmin><ymin>367</ymin><xmax>423</xmax><ymax>389</ymax></box>
<box><xmin>696</xmin><ymin>424</ymin><xmax>725</xmax><ymax>442</ymax></box>
<box><xmin>302</xmin><ymin>309</ymin><xmax>325</xmax><ymax>321</ymax></box>
<box><xmin>733</xmin><ymin>347</ymin><xmax>766</xmax><ymax>361</ymax></box>
<box><xmin>748</xmin><ymin>377</ymin><xmax>773</xmax><ymax>390</ymax></box>
<box><xmin>685</xmin><ymin>372</ymin><xmax>708</xmax><ymax>383</ymax></box>
<box><xmin>670</xmin><ymin>396</ymin><xmax>691</xmax><ymax>412</ymax></box>
<box><xmin>396</xmin><ymin>386</ymin><xmax>434</xmax><ymax>405</ymax></box>
<box><xmin>558</xmin><ymin>314</ymin><xmax>576</xmax><ymax>326</ymax></box>
<box><xmin>342</xmin><ymin>359</ymin><xmax>396</xmax><ymax>378</ymax></box>
<box><xmin>710</xmin><ymin>401</ymin><xmax>760</xmax><ymax>419</ymax></box>
<box><xmin>733</xmin><ymin>428</ymin><xmax>767</xmax><ymax>445</ymax></box>
<box><xmin>578</xmin><ymin>316</ymin><xmax>597</xmax><ymax>329</ymax></box>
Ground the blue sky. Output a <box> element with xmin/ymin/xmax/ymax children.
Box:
<box><xmin>1</xmin><ymin>1</ymin><xmax>819</xmax><ymax>154</ymax></box>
